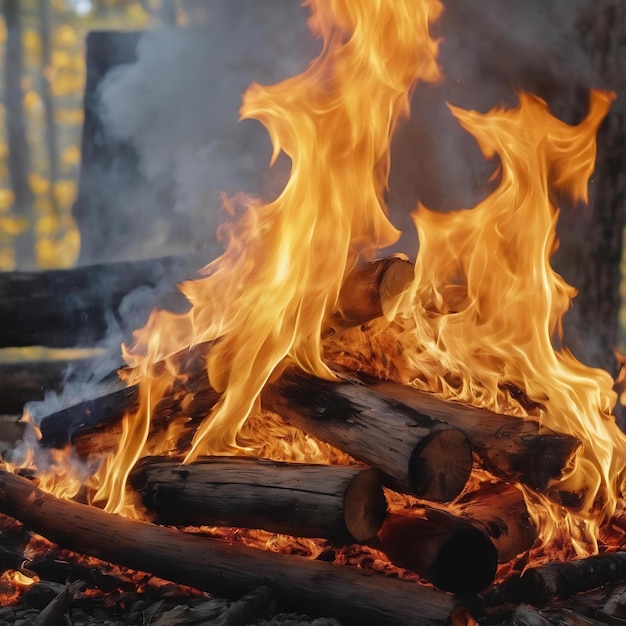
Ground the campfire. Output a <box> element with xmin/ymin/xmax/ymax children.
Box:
<box><xmin>1</xmin><ymin>0</ymin><xmax>626</xmax><ymax>624</ymax></box>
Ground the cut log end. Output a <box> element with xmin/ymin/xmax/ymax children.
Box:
<box><xmin>521</xmin><ymin>434</ymin><xmax>582</xmax><ymax>491</ymax></box>
<box><xmin>378</xmin><ymin>511</ymin><xmax>498</xmax><ymax>596</ymax></box>
<box><xmin>343</xmin><ymin>468</ymin><xmax>387</xmax><ymax>542</ymax></box>
<box><xmin>409</xmin><ymin>428</ymin><xmax>473</xmax><ymax>502</ymax></box>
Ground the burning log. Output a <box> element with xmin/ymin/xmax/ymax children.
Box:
<box><xmin>39</xmin><ymin>368</ymin><xmax>473</xmax><ymax>503</ymax></box>
<box><xmin>376</xmin><ymin>510</ymin><xmax>498</xmax><ymax>596</ymax></box>
<box><xmin>502</xmin><ymin>552</ymin><xmax>626</xmax><ymax>605</ymax></box>
<box><xmin>0</xmin><ymin>469</ymin><xmax>457</xmax><ymax>626</ymax></box>
<box><xmin>455</xmin><ymin>482</ymin><xmax>538</xmax><ymax>562</ymax></box>
<box><xmin>262</xmin><ymin>368</ymin><xmax>473</xmax><ymax>502</ymax></box>
<box><xmin>326</xmin><ymin>255</ymin><xmax>414</xmax><ymax>332</ymax></box>
<box><xmin>357</xmin><ymin>375</ymin><xmax>581</xmax><ymax>492</ymax></box>
<box><xmin>129</xmin><ymin>456</ymin><xmax>387</xmax><ymax>542</ymax></box>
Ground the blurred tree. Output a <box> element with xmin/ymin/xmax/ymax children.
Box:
<box><xmin>2</xmin><ymin>0</ymin><xmax>35</xmax><ymax>269</ymax></box>
<box><xmin>37</xmin><ymin>0</ymin><xmax>60</xmax><ymax>217</ymax></box>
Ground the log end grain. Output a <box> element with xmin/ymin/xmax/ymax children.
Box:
<box><xmin>515</xmin><ymin>434</ymin><xmax>582</xmax><ymax>491</ymax></box>
<box><xmin>343</xmin><ymin>468</ymin><xmax>387</xmax><ymax>542</ymax></box>
<box><xmin>378</xmin><ymin>511</ymin><xmax>498</xmax><ymax>596</ymax></box>
<box><xmin>409</xmin><ymin>428</ymin><xmax>473</xmax><ymax>502</ymax></box>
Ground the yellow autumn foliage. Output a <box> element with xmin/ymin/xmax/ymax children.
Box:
<box><xmin>23</xmin><ymin>30</ymin><xmax>41</xmax><ymax>62</ymax></box>
<box><xmin>23</xmin><ymin>90</ymin><xmax>41</xmax><ymax>113</ymax></box>
<box><xmin>0</xmin><ymin>215</ymin><xmax>29</xmax><ymax>236</ymax></box>
<box><xmin>55</xmin><ymin>109</ymin><xmax>83</xmax><ymax>125</ymax></box>
<box><xmin>53</xmin><ymin>180</ymin><xmax>77</xmax><ymax>207</ymax></box>
<box><xmin>61</xmin><ymin>144</ymin><xmax>81</xmax><ymax>168</ymax></box>
<box><xmin>0</xmin><ymin>189</ymin><xmax>15</xmax><ymax>213</ymax></box>
<box><xmin>53</xmin><ymin>25</ymin><xmax>79</xmax><ymax>49</ymax></box>
<box><xmin>29</xmin><ymin>172</ymin><xmax>49</xmax><ymax>196</ymax></box>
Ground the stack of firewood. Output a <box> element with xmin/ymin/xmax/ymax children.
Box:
<box><xmin>0</xmin><ymin>257</ymin><xmax>624</xmax><ymax>624</ymax></box>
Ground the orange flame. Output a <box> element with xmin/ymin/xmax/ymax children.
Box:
<box><xmin>10</xmin><ymin>0</ymin><xmax>624</xmax><ymax>566</ymax></box>
<box><xmin>333</xmin><ymin>90</ymin><xmax>624</xmax><ymax>555</ymax></box>
<box><xmin>86</xmin><ymin>0</ymin><xmax>444</xmax><ymax>512</ymax></box>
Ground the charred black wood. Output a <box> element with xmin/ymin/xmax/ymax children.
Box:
<box><xmin>375</xmin><ymin>510</ymin><xmax>498</xmax><ymax>595</ymax></box>
<box><xmin>0</xmin><ymin>469</ymin><xmax>457</xmax><ymax>626</ymax></box>
<box><xmin>503</xmin><ymin>552</ymin><xmax>626</xmax><ymax>606</ymax></box>
<box><xmin>130</xmin><ymin>456</ymin><xmax>387</xmax><ymax>542</ymax></box>
<box><xmin>0</xmin><ymin>256</ymin><xmax>196</xmax><ymax>349</ymax></box>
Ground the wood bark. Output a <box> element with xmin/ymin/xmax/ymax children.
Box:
<box><xmin>0</xmin><ymin>255</ymin><xmax>196</xmax><ymax>348</ymax></box>
<box><xmin>129</xmin><ymin>456</ymin><xmax>387</xmax><ymax>542</ymax></box>
<box><xmin>326</xmin><ymin>256</ymin><xmax>414</xmax><ymax>333</ymax></box>
<box><xmin>376</xmin><ymin>510</ymin><xmax>498</xmax><ymax>596</ymax></box>
<box><xmin>0</xmin><ymin>469</ymin><xmax>457</xmax><ymax>626</ymax></box>
<box><xmin>455</xmin><ymin>482</ymin><xmax>537</xmax><ymax>563</ymax></box>
<box><xmin>262</xmin><ymin>369</ymin><xmax>472</xmax><ymax>502</ymax></box>
<box><xmin>503</xmin><ymin>551</ymin><xmax>626</xmax><ymax>606</ymax></box>
<box><xmin>40</xmin><ymin>368</ymin><xmax>472</xmax><ymax>503</ymax></box>
<box><xmin>354</xmin><ymin>374</ymin><xmax>581</xmax><ymax>492</ymax></box>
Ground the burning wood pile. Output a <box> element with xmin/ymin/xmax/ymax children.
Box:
<box><xmin>1</xmin><ymin>0</ymin><xmax>626</xmax><ymax>624</ymax></box>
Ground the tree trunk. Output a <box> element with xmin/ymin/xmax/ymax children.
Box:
<box><xmin>3</xmin><ymin>0</ymin><xmax>34</xmax><ymax>269</ymax></box>
<box><xmin>37</xmin><ymin>0</ymin><xmax>60</xmax><ymax>218</ymax></box>
<box><xmin>554</xmin><ymin>0</ymin><xmax>626</xmax><ymax>379</ymax></box>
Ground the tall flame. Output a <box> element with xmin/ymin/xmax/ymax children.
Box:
<box><xmin>333</xmin><ymin>90</ymin><xmax>625</xmax><ymax>553</ymax></box>
<box><xmin>93</xmin><ymin>0</ymin><xmax>444</xmax><ymax>512</ymax></box>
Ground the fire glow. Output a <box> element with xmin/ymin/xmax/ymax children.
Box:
<box><xmin>9</xmin><ymin>0</ymin><xmax>626</xmax><ymax>575</ymax></box>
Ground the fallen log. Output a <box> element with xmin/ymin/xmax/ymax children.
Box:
<box><xmin>262</xmin><ymin>368</ymin><xmax>473</xmax><ymax>502</ymax></box>
<box><xmin>0</xmin><ymin>357</ymin><xmax>100</xmax><ymax>415</ymax></box>
<box><xmin>354</xmin><ymin>374</ymin><xmax>581</xmax><ymax>492</ymax></box>
<box><xmin>502</xmin><ymin>551</ymin><xmax>626</xmax><ymax>605</ymax></box>
<box><xmin>129</xmin><ymin>456</ymin><xmax>387</xmax><ymax>542</ymax></box>
<box><xmin>0</xmin><ymin>469</ymin><xmax>457</xmax><ymax>626</ymax></box>
<box><xmin>376</xmin><ymin>510</ymin><xmax>498</xmax><ymax>595</ymax></box>
<box><xmin>454</xmin><ymin>481</ymin><xmax>538</xmax><ymax>562</ymax></box>
<box><xmin>0</xmin><ymin>255</ymin><xmax>196</xmax><ymax>349</ymax></box>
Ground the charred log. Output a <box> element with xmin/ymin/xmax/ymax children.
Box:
<box><xmin>354</xmin><ymin>375</ymin><xmax>581</xmax><ymax>492</ymax></box>
<box><xmin>0</xmin><ymin>469</ymin><xmax>457</xmax><ymax>626</ymax></box>
<box><xmin>129</xmin><ymin>456</ymin><xmax>387</xmax><ymax>542</ymax></box>
<box><xmin>262</xmin><ymin>368</ymin><xmax>473</xmax><ymax>502</ymax></box>
<box><xmin>503</xmin><ymin>552</ymin><xmax>626</xmax><ymax>605</ymax></box>
<box><xmin>455</xmin><ymin>482</ymin><xmax>538</xmax><ymax>562</ymax></box>
<box><xmin>326</xmin><ymin>256</ymin><xmax>414</xmax><ymax>332</ymax></box>
<box><xmin>39</xmin><ymin>366</ymin><xmax>473</xmax><ymax>502</ymax></box>
<box><xmin>376</xmin><ymin>510</ymin><xmax>498</xmax><ymax>596</ymax></box>
<box><xmin>0</xmin><ymin>256</ymin><xmax>196</xmax><ymax>349</ymax></box>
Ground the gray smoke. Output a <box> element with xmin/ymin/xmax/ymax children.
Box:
<box><xmin>92</xmin><ymin>1</ymin><xmax>318</xmax><ymax>263</ymax></box>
